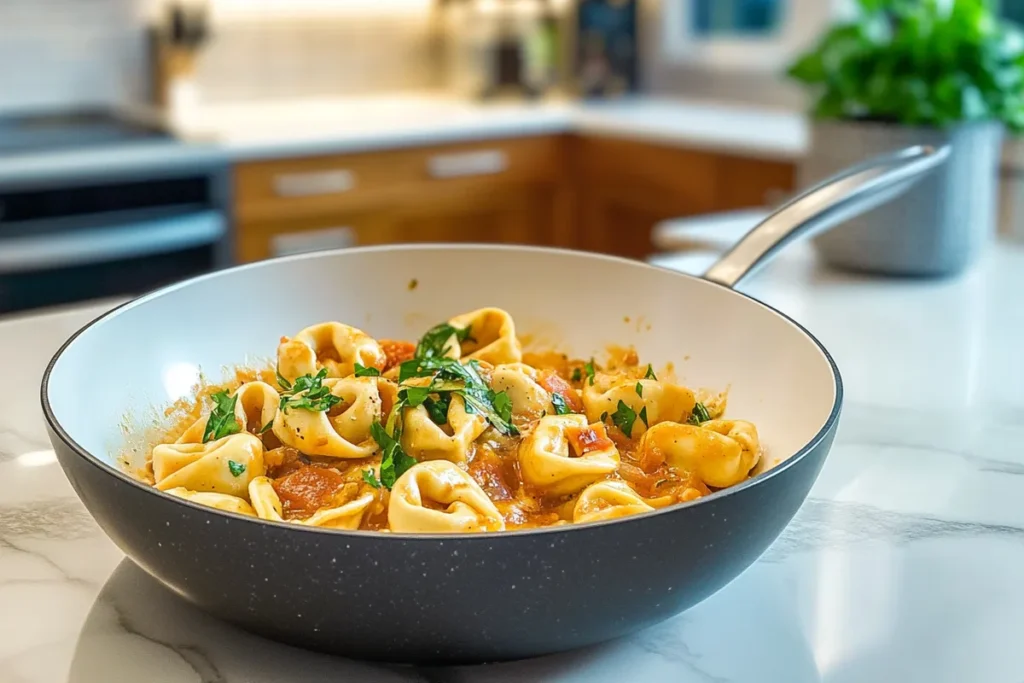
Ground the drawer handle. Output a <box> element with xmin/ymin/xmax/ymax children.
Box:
<box><xmin>273</xmin><ymin>170</ymin><xmax>355</xmax><ymax>197</ymax></box>
<box><xmin>271</xmin><ymin>227</ymin><xmax>355</xmax><ymax>257</ymax></box>
<box><xmin>427</xmin><ymin>150</ymin><xmax>508</xmax><ymax>179</ymax></box>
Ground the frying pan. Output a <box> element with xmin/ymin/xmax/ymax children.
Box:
<box><xmin>42</xmin><ymin>144</ymin><xmax>947</xmax><ymax>664</ymax></box>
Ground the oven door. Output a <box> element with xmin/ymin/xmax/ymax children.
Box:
<box><xmin>0</xmin><ymin>211</ymin><xmax>226</xmax><ymax>315</ymax></box>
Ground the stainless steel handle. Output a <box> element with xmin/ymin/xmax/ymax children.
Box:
<box><xmin>0</xmin><ymin>211</ymin><xmax>225</xmax><ymax>274</ymax></box>
<box><xmin>427</xmin><ymin>150</ymin><xmax>508</xmax><ymax>179</ymax></box>
<box><xmin>703</xmin><ymin>145</ymin><xmax>951</xmax><ymax>289</ymax></box>
<box><xmin>273</xmin><ymin>170</ymin><xmax>355</xmax><ymax>197</ymax></box>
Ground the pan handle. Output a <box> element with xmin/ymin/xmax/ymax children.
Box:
<box><xmin>702</xmin><ymin>144</ymin><xmax>951</xmax><ymax>289</ymax></box>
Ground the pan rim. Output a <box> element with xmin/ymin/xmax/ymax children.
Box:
<box><xmin>40</xmin><ymin>242</ymin><xmax>843</xmax><ymax>541</ymax></box>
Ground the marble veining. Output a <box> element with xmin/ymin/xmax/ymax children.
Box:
<box><xmin>3</xmin><ymin>244</ymin><xmax>1024</xmax><ymax>682</ymax></box>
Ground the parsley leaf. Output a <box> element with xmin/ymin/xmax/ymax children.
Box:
<box><xmin>644</xmin><ymin>364</ymin><xmax>657</xmax><ymax>380</ymax></box>
<box><xmin>571</xmin><ymin>367</ymin><xmax>582</xmax><ymax>382</ymax></box>
<box><xmin>202</xmin><ymin>390</ymin><xmax>241</xmax><ymax>443</ymax></box>
<box><xmin>491</xmin><ymin>390</ymin><xmax>514</xmax><ymax>425</ymax></box>
<box><xmin>371</xmin><ymin>422</ymin><xmax>416</xmax><ymax>489</ymax></box>
<box><xmin>551</xmin><ymin>392</ymin><xmax>572</xmax><ymax>415</ymax></box>
<box><xmin>639</xmin><ymin>406</ymin><xmax>649</xmax><ymax>428</ymax></box>
<box><xmin>423</xmin><ymin>395</ymin><xmax>451</xmax><ymax>425</ymax></box>
<box><xmin>584</xmin><ymin>359</ymin><xmax>596</xmax><ymax>386</ymax></box>
<box><xmin>612</xmin><ymin>400</ymin><xmax>638</xmax><ymax>438</ymax></box>
<box><xmin>415</xmin><ymin>322</ymin><xmax>473</xmax><ymax>360</ymax></box>
<box><xmin>354</xmin><ymin>363</ymin><xmax>381</xmax><ymax>377</ymax></box>
<box><xmin>635</xmin><ymin>381</ymin><xmax>644</xmax><ymax>398</ymax></box>
<box><xmin>688</xmin><ymin>402</ymin><xmax>711</xmax><ymax>425</ymax></box>
<box><xmin>227</xmin><ymin>460</ymin><xmax>246</xmax><ymax>477</ymax></box>
<box><xmin>276</xmin><ymin>371</ymin><xmax>292</xmax><ymax>390</ymax></box>
<box><xmin>396</xmin><ymin>357</ymin><xmax>518</xmax><ymax>436</ymax></box>
<box><xmin>279</xmin><ymin>368</ymin><xmax>342</xmax><ymax>413</ymax></box>
<box><xmin>361</xmin><ymin>469</ymin><xmax>382</xmax><ymax>489</ymax></box>
<box><xmin>259</xmin><ymin>420</ymin><xmax>274</xmax><ymax>434</ymax></box>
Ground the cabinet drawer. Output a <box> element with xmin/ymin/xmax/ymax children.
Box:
<box><xmin>234</xmin><ymin>136</ymin><xmax>564</xmax><ymax>224</ymax></box>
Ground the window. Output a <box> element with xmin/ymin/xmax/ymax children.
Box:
<box><xmin>690</xmin><ymin>0</ymin><xmax>785</xmax><ymax>37</ymax></box>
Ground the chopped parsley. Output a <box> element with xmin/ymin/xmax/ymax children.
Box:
<box><xmin>361</xmin><ymin>469</ymin><xmax>382</xmax><ymax>489</ymax></box>
<box><xmin>259</xmin><ymin>420</ymin><xmax>274</xmax><ymax>434</ymax></box>
<box><xmin>612</xmin><ymin>400</ymin><xmax>638</xmax><ymax>438</ymax></box>
<box><xmin>644</xmin><ymin>364</ymin><xmax>657</xmax><ymax>380</ymax></box>
<box><xmin>635</xmin><ymin>381</ymin><xmax>644</xmax><ymax>398</ymax></box>
<box><xmin>398</xmin><ymin>357</ymin><xmax>518</xmax><ymax>436</ymax></box>
<box><xmin>278</xmin><ymin>368</ymin><xmax>342</xmax><ymax>413</ymax></box>
<box><xmin>415</xmin><ymin>322</ymin><xmax>474</xmax><ymax>360</ymax></box>
<box><xmin>688</xmin><ymin>402</ymin><xmax>711</xmax><ymax>425</ymax></box>
<box><xmin>276</xmin><ymin>371</ymin><xmax>292</xmax><ymax>390</ymax></box>
<box><xmin>638</xmin><ymin>406</ymin><xmax>649</xmax><ymax>429</ymax></box>
<box><xmin>423</xmin><ymin>395</ymin><xmax>451</xmax><ymax>425</ymax></box>
<box><xmin>227</xmin><ymin>460</ymin><xmax>246</xmax><ymax>477</ymax></box>
<box><xmin>584</xmin><ymin>359</ymin><xmax>596</xmax><ymax>386</ymax></box>
<box><xmin>371</xmin><ymin>422</ymin><xmax>416</xmax><ymax>489</ymax></box>
<box><xmin>571</xmin><ymin>367</ymin><xmax>582</xmax><ymax>382</ymax></box>
<box><xmin>354</xmin><ymin>363</ymin><xmax>381</xmax><ymax>377</ymax></box>
<box><xmin>202</xmin><ymin>390</ymin><xmax>241</xmax><ymax>443</ymax></box>
<box><xmin>550</xmin><ymin>392</ymin><xmax>573</xmax><ymax>415</ymax></box>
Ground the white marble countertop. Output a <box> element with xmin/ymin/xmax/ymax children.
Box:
<box><xmin>170</xmin><ymin>93</ymin><xmax>808</xmax><ymax>161</ymax></box>
<box><xmin>3</xmin><ymin>239</ymin><xmax>1023</xmax><ymax>682</ymax></box>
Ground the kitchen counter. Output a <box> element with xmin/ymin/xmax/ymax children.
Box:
<box><xmin>170</xmin><ymin>94</ymin><xmax>808</xmax><ymax>161</ymax></box>
<box><xmin>3</xmin><ymin>240</ymin><xmax>1023</xmax><ymax>682</ymax></box>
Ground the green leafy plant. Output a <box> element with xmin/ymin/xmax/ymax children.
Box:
<box><xmin>788</xmin><ymin>0</ymin><xmax>1024</xmax><ymax>130</ymax></box>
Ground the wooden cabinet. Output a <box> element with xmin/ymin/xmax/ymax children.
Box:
<box><xmin>232</xmin><ymin>132</ymin><xmax>795</xmax><ymax>262</ymax></box>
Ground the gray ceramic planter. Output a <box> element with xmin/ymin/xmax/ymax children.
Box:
<box><xmin>800</xmin><ymin>120</ymin><xmax>1003</xmax><ymax>276</ymax></box>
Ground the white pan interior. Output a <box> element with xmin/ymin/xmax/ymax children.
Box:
<box><xmin>47</xmin><ymin>245</ymin><xmax>839</xmax><ymax>475</ymax></box>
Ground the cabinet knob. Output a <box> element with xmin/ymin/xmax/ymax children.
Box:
<box><xmin>273</xmin><ymin>170</ymin><xmax>356</xmax><ymax>197</ymax></box>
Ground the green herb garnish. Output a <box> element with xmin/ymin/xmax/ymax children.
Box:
<box><xmin>688</xmin><ymin>402</ymin><xmax>711</xmax><ymax>425</ymax></box>
<box><xmin>612</xmin><ymin>400</ymin><xmax>638</xmax><ymax>438</ymax></box>
<box><xmin>644</xmin><ymin>364</ymin><xmax>657</xmax><ymax>380</ymax></box>
<box><xmin>276</xmin><ymin>371</ymin><xmax>292</xmax><ymax>390</ymax></box>
<box><xmin>639</xmin><ymin>406</ymin><xmax>649</xmax><ymax>429</ymax></box>
<box><xmin>571</xmin><ymin>368</ymin><xmax>582</xmax><ymax>382</ymax></box>
<box><xmin>415</xmin><ymin>322</ymin><xmax>474</xmax><ymax>360</ymax></box>
<box><xmin>227</xmin><ymin>460</ymin><xmax>246</xmax><ymax>477</ymax></box>
<box><xmin>202</xmin><ymin>390</ymin><xmax>241</xmax><ymax>443</ymax></box>
<box><xmin>279</xmin><ymin>368</ymin><xmax>342</xmax><ymax>413</ymax></box>
<box><xmin>259</xmin><ymin>420</ymin><xmax>274</xmax><ymax>434</ymax></box>
<box><xmin>361</xmin><ymin>469</ymin><xmax>382</xmax><ymax>489</ymax></box>
<box><xmin>584</xmin><ymin>359</ymin><xmax>596</xmax><ymax>386</ymax></box>
<box><xmin>398</xmin><ymin>357</ymin><xmax>518</xmax><ymax>436</ymax></box>
<box><xmin>354</xmin><ymin>363</ymin><xmax>381</xmax><ymax>377</ymax></box>
<box><xmin>635</xmin><ymin>382</ymin><xmax>644</xmax><ymax>398</ymax></box>
<box><xmin>423</xmin><ymin>395</ymin><xmax>451</xmax><ymax>425</ymax></box>
<box><xmin>371</xmin><ymin>422</ymin><xmax>416</xmax><ymax>489</ymax></box>
<box><xmin>600</xmin><ymin>411</ymin><xmax>609</xmax><ymax>423</ymax></box>
<box><xmin>551</xmin><ymin>392</ymin><xmax>572</xmax><ymax>415</ymax></box>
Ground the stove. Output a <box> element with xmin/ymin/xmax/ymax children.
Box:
<box><xmin>0</xmin><ymin>109</ymin><xmax>171</xmax><ymax>154</ymax></box>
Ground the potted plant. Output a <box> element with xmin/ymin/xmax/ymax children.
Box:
<box><xmin>787</xmin><ymin>0</ymin><xmax>1024</xmax><ymax>275</ymax></box>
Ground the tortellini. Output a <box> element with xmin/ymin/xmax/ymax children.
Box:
<box><xmin>152</xmin><ymin>433</ymin><xmax>265</xmax><ymax>497</ymax></box>
<box><xmin>248</xmin><ymin>476</ymin><xmax>374</xmax><ymax>530</ymax></box>
<box><xmin>573</xmin><ymin>480</ymin><xmax>654</xmax><ymax>524</ymax></box>
<box><xmin>640</xmin><ymin>419</ymin><xmax>760</xmax><ymax>488</ymax></box>
<box><xmin>277</xmin><ymin>322</ymin><xmax>386</xmax><ymax>383</ymax></box>
<box><xmin>449</xmin><ymin>308</ymin><xmax>522</xmax><ymax>365</ymax></box>
<box><xmin>388</xmin><ymin>460</ymin><xmax>504</xmax><ymax>533</ymax></box>
<box><xmin>400</xmin><ymin>394</ymin><xmax>487</xmax><ymax>463</ymax></box>
<box><xmin>583</xmin><ymin>374</ymin><xmax>695</xmax><ymax>437</ymax></box>
<box><xmin>176</xmin><ymin>381</ymin><xmax>281</xmax><ymax>444</ymax></box>
<box><xmin>519</xmin><ymin>414</ymin><xmax>620</xmax><ymax>496</ymax></box>
<box><xmin>164</xmin><ymin>487</ymin><xmax>256</xmax><ymax>517</ymax></box>
<box><xmin>489</xmin><ymin>363</ymin><xmax>553</xmax><ymax>418</ymax></box>
<box><xmin>272</xmin><ymin>377</ymin><xmax>381</xmax><ymax>459</ymax></box>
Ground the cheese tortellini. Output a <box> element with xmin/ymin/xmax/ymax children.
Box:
<box><xmin>583</xmin><ymin>374</ymin><xmax>695</xmax><ymax>437</ymax></box>
<box><xmin>573</xmin><ymin>480</ymin><xmax>654</xmax><ymax>524</ymax></box>
<box><xmin>519</xmin><ymin>414</ymin><xmax>620</xmax><ymax>496</ymax></box>
<box><xmin>139</xmin><ymin>307</ymin><xmax>764</xmax><ymax>533</ymax></box>
<box><xmin>277</xmin><ymin>322</ymin><xmax>386</xmax><ymax>384</ymax></box>
<box><xmin>272</xmin><ymin>377</ymin><xmax>381</xmax><ymax>459</ymax></box>
<box><xmin>389</xmin><ymin>460</ymin><xmax>505</xmax><ymax>533</ymax></box>
<box><xmin>640</xmin><ymin>420</ymin><xmax>760</xmax><ymax>488</ymax></box>
<box><xmin>152</xmin><ymin>432</ymin><xmax>265</xmax><ymax>497</ymax></box>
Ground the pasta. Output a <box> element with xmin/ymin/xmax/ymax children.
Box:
<box><xmin>135</xmin><ymin>309</ymin><xmax>762</xmax><ymax>533</ymax></box>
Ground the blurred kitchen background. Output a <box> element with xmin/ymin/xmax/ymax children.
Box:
<box><xmin>2</xmin><ymin>0</ymin><xmax>1023</xmax><ymax>316</ymax></box>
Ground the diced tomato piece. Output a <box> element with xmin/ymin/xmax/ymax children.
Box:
<box><xmin>566</xmin><ymin>423</ymin><xmax>615</xmax><ymax>457</ymax></box>
<box><xmin>538</xmin><ymin>370</ymin><xmax>584</xmax><ymax>413</ymax></box>
<box><xmin>379</xmin><ymin>340</ymin><xmax>416</xmax><ymax>372</ymax></box>
<box><xmin>272</xmin><ymin>465</ymin><xmax>345</xmax><ymax>519</ymax></box>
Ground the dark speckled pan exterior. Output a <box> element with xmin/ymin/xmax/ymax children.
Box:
<box><xmin>41</xmin><ymin>245</ymin><xmax>842</xmax><ymax>665</ymax></box>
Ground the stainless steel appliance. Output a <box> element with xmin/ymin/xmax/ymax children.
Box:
<box><xmin>0</xmin><ymin>109</ymin><xmax>229</xmax><ymax>315</ymax></box>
